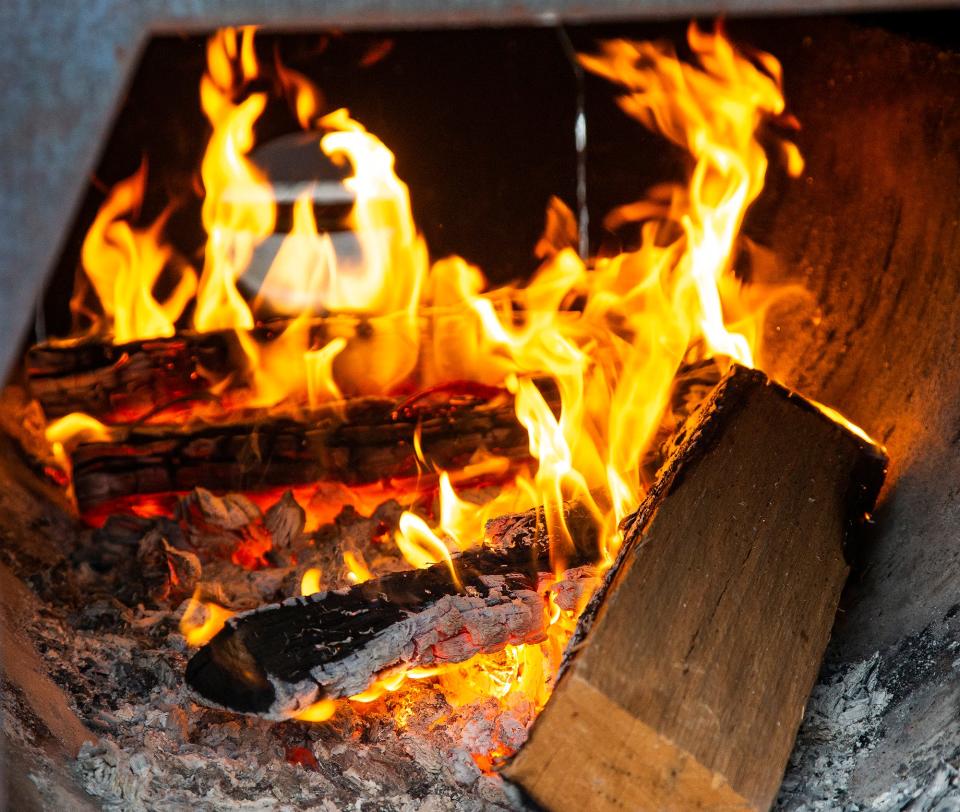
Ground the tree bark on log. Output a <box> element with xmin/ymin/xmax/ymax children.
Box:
<box><xmin>185</xmin><ymin>503</ymin><xmax>601</xmax><ymax>719</ymax></box>
<box><xmin>501</xmin><ymin>365</ymin><xmax>886</xmax><ymax>812</ymax></box>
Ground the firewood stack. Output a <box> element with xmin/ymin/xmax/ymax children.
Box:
<box><xmin>25</xmin><ymin>329</ymin><xmax>721</xmax><ymax>516</ymax></box>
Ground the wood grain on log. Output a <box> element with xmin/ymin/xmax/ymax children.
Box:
<box><xmin>502</xmin><ymin>365</ymin><xmax>886</xmax><ymax>811</ymax></box>
<box><xmin>185</xmin><ymin>504</ymin><xmax>601</xmax><ymax>719</ymax></box>
<box><xmin>68</xmin><ymin>389</ymin><xmax>534</xmax><ymax>513</ymax></box>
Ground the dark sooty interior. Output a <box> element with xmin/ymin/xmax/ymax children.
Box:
<box><xmin>5</xmin><ymin>12</ymin><xmax>960</xmax><ymax>810</ymax></box>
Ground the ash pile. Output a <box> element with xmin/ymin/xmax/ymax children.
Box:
<box><xmin>1</xmin><ymin>463</ymin><xmax>533</xmax><ymax>810</ymax></box>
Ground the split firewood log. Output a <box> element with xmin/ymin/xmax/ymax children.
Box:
<box><xmin>502</xmin><ymin>365</ymin><xmax>887</xmax><ymax>812</ymax></box>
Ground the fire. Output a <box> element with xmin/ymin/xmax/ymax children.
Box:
<box><xmin>343</xmin><ymin>551</ymin><xmax>373</xmax><ymax>584</ymax></box>
<box><xmin>53</xmin><ymin>22</ymin><xmax>821</xmax><ymax>755</ymax></box>
<box><xmin>293</xmin><ymin>699</ymin><xmax>338</xmax><ymax>723</ymax></box>
<box><xmin>300</xmin><ymin>567</ymin><xmax>323</xmax><ymax>596</ymax></box>
<box><xmin>179</xmin><ymin>590</ymin><xmax>234</xmax><ymax>647</ymax></box>
<box><xmin>75</xmin><ymin>161</ymin><xmax>196</xmax><ymax>342</ymax></box>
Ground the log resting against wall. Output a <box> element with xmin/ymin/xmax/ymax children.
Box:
<box><xmin>502</xmin><ymin>365</ymin><xmax>887</xmax><ymax>812</ymax></box>
<box><xmin>185</xmin><ymin>503</ymin><xmax>601</xmax><ymax>719</ymax></box>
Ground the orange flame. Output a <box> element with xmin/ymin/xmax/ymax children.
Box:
<box><xmin>54</xmin><ymin>23</ymin><xmax>847</xmax><ymax>756</ymax></box>
<box><xmin>77</xmin><ymin>162</ymin><xmax>196</xmax><ymax>342</ymax></box>
<box><xmin>179</xmin><ymin>590</ymin><xmax>234</xmax><ymax>647</ymax></box>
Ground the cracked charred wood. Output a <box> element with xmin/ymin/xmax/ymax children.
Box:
<box><xmin>67</xmin><ymin>388</ymin><xmax>537</xmax><ymax>513</ymax></box>
<box><xmin>56</xmin><ymin>360</ymin><xmax>719</xmax><ymax>515</ymax></box>
<box><xmin>25</xmin><ymin>319</ymin><xmax>371</xmax><ymax>421</ymax></box>
<box><xmin>185</xmin><ymin>503</ymin><xmax>601</xmax><ymax>720</ymax></box>
<box><xmin>502</xmin><ymin>365</ymin><xmax>887</xmax><ymax>812</ymax></box>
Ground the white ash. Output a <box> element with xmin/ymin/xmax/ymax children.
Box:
<box><xmin>304</xmin><ymin>581</ymin><xmax>545</xmax><ymax>704</ymax></box>
<box><xmin>3</xmin><ymin>489</ymin><xmax>556</xmax><ymax>810</ymax></box>
<box><xmin>777</xmin><ymin>615</ymin><xmax>960</xmax><ymax>811</ymax></box>
<box><xmin>775</xmin><ymin>652</ymin><xmax>892</xmax><ymax>810</ymax></box>
<box><xmin>10</xmin><ymin>594</ymin><xmax>533</xmax><ymax>810</ymax></box>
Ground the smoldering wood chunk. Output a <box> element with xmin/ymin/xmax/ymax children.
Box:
<box><xmin>185</xmin><ymin>510</ymin><xmax>599</xmax><ymax>720</ymax></box>
<box><xmin>64</xmin><ymin>387</ymin><xmax>538</xmax><ymax>513</ymax></box>
<box><xmin>74</xmin><ymin>516</ymin><xmax>198</xmax><ymax>607</ymax></box>
<box><xmin>264</xmin><ymin>491</ymin><xmax>306</xmax><ymax>554</ymax></box>
<box><xmin>307</xmin><ymin>500</ymin><xmax>406</xmax><ymax>586</ymax></box>
<box><xmin>173</xmin><ymin>488</ymin><xmax>269</xmax><ymax>562</ymax></box>
<box><xmin>484</xmin><ymin>501</ymin><xmax>601</xmax><ymax>564</ymax></box>
<box><xmin>549</xmin><ymin>566</ymin><xmax>600</xmax><ymax>612</ymax></box>
<box><xmin>502</xmin><ymin>365</ymin><xmax>887</xmax><ymax>812</ymax></box>
<box><xmin>175</xmin><ymin>488</ymin><xmax>262</xmax><ymax>530</ymax></box>
<box><xmin>136</xmin><ymin>529</ymin><xmax>201</xmax><ymax>605</ymax></box>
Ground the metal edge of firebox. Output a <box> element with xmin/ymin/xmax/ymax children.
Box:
<box><xmin>0</xmin><ymin>0</ymin><xmax>951</xmax><ymax>385</ymax></box>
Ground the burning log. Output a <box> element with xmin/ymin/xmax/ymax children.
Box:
<box><xmin>502</xmin><ymin>365</ymin><xmax>887</xmax><ymax>812</ymax></box>
<box><xmin>56</xmin><ymin>359</ymin><xmax>719</xmax><ymax>515</ymax></box>
<box><xmin>26</xmin><ymin>320</ymin><xmax>358</xmax><ymax>421</ymax></box>
<box><xmin>67</xmin><ymin>389</ymin><xmax>535</xmax><ymax>513</ymax></box>
<box><xmin>185</xmin><ymin>503</ymin><xmax>601</xmax><ymax>718</ymax></box>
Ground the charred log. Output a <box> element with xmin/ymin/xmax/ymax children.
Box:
<box><xmin>68</xmin><ymin>389</ymin><xmax>535</xmax><ymax>513</ymax></box>
<box><xmin>185</xmin><ymin>503</ymin><xmax>601</xmax><ymax>719</ymax></box>
<box><xmin>26</xmin><ymin>319</ymin><xmax>364</xmax><ymax>421</ymax></box>
<box><xmin>60</xmin><ymin>359</ymin><xmax>719</xmax><ymax>514</ymax></box>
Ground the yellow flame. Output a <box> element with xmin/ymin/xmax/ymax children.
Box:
<box><xmin>77</xmin><ymin>162</ymin><xmax>196</xmax><ymax>342</ymax></box>
<box><xmin>194</xmin><ymin>26</ymin><xmax>271</xmax><ymax>334</ymax></box>
<box><xmin>179</xmin><ymin>589</ymin><xmax>234</xmax><ymax>647</ymax></box>
<box><xmin>293</xmin><ymin>698</ymin><xmax>338</xmax><ymax>722</ymax></box>
<box><xmin>305</xmin><ymin>337</ymin><xmax>347</xmax><ymax>407</ymax></box>
<box><xmin>45</xmin><ymin>412</ymin><xmax>113</xmax><ymax>447</ymax></box>
<box><xmin>343</xmin><ymin>551</ymin><xmax>372</xmax><ymax>584</ymax></box>
<box><xmin>394</xmin><ymin>512</ymin><xmax>462</xmax><ymax>590</ymax></box>
<box><xmin>810</xmin><ymin>400</ymin><xmax>878</xmax><ymax>446</ymax></box>
<box><xmin>300</xmin><ymin>567</ymin><xmax>323</xmax><ymax>596</ymax></box>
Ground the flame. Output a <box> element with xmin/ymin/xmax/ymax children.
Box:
<box><xmin>293</xmin><ymin>698</ymin><xmax>338</xmax><ymax>722</ymax></box>
<box><xmin>343</xmin><ymin>551</ymin><xmax>372</xmax><ymax>584</ymax></box>
<box><xmin>394</xmin><ymin>512</ymin><xmax>462</xmax><ymax>590</ymax></box>
<box><xmin>53</xmin><ymin>23</ymin><xmax>839</xmax><ymax>757</ymax></box>
<box><xmin>45</xmin><ymin>412</ymin><xmax>113</xmax><ymax>447</ymax></box>
<box><xmin>76</xmin><ymin>162</ymin><xmax>196</xmax><ymax>342</ymax></box>
<box><xmin>179</xmin><ymin>590</ymin><xmax>234</xmax><ymax>647</ymax></box>
<box><xmin>300</xmin><ymin>567</ymin><xmax>323</xmax><ymax>596</ymax></box>
<box><xmin>194</xmin><ymin>25</ymin><xmax>270</xmax><ymax>333</ymax></box>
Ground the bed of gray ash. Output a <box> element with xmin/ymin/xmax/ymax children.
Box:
<box><xmin>2</xmin><ymin>479</ymin><xmax>533</xmax><ymax>810</ymax></box>
<box><xmin>775</xmin><ymin>608</ymin><xmax>960</xmax><ymax>811</ymax></box>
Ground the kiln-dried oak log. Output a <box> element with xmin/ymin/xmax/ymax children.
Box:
<box><xmin>185</xmin><ymin>505</ymin><xmax>600</xmax><ymax>719</ymax></box>
<box><xmin>502</xmin><ymin>365</ymin><xmax>887</xmax><ymax>812</ymax></box>
<box><xmin>69</xmin><ymin>390</ymin><xmax>534</xmax><ymax>512</ymax></box>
